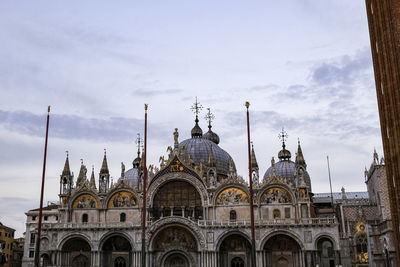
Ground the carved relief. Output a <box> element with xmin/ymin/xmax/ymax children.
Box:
<box><xmin>108</xmin><ymin>191</ymin><xmax>137</xmax><ymax>208</ymax></box>
<box><xmin>260</xmin><ymin>187</ymin><xmax>292</xmax><ymax>204</ymax></box>
<box><xmin>216</xmin><ymin>187</ymin><xmax>249</xmax><ymax>205</ymax></box>
<box><xmin>72</xmin><ymin>194</ymin><xmax>98</xmax><ymax>208</ymax></box>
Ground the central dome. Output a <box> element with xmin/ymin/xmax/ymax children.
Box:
<box><xmin>179</xmin><ymin>137</ymin><xmax>236</xmax><ymax>176</ymax></box>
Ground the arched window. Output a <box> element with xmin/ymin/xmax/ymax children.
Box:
<box><xmin>82</xmin><ymin>213</ymin><xmax>88</xmax><ymax>223</ymax></box>
<box><xmin>120</xmin><ymin>213</ymin><xmax>126</xmax><ymax>222</ymax></box>
<box><xmin>230</xmin><ymin>210</ymin><xmax>237</xmax><ymax>221</ymax></box>
<box><xmin>114</xmin><ymin>257</ymin><xmax>126</xmax><ymax>267</ymax></box>
<box><xmin>273</xmin><ymin>209</ymin><xmax>281</xmax><ymax>219</ymax></box>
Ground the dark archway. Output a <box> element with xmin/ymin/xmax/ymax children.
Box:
<box><xmin>264</xmin><ymin>234</ymin><xmax>302</xmax><ymax>267</ymax></box>
<box><xmin>219</xmin><ymin>234</ymin><xmax>252</xmax><ymax>267</ymax></box>
<box><xmin>60</xmin><ymin>237</ymin><xmax>91</xmax><ymax>267</ymax></box>
<box><xmin>316</xmin><ymin>237</ymin><xmax>335</xmax><ymax>267</ymax></box>
<box><xmin>101</xmin><ymin>235</ymin><xmax>132</xmax><ymax>267</ymax></box>
<box><xmin>151</xmin><ymin>181</ymin><xmax>203</xmax><ymax>220</ymax></box>
<box><xmin>164</xmin><ymin>253</ymin><xmax>189</xmax><ymax>267</ymax></box>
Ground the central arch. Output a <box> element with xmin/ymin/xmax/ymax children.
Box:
<box><xmin>218</xmin><ymin>233</ymin><xmax>252</xmax><ymax>267</ymax></box>
<box><xmin>162</xmin><ymin>251</ymin><xmax>191</xmax><ymax>267</ymax></box>
<box><xmin>60</xmin><ymin>237</ymin><xmax>91</xmax><ymax>267</ymax></box>
<box><xmin>263</xmin><ymin>234</ymin><xmax>302</xmax><ymax>267</ymax></box>
<box><xmin>151</xmin><ymin>225</ymin><xmax>198</xmax><ymax>267</ymax></box>
<box><xmin>101</xmin><ymin>235</ymin><xmax>132</xmax><ymax>267</ymax></box>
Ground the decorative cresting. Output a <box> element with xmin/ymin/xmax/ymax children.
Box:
<box><xmin>72</xmin><ymin>193</ymin><xmax>98</xmax><ymax>209</ymax></box>
<box><xmin>260</xmin><ymin>172</ymin><xmax>294</xmax><ymax>188</ymax></box>
<box><xmin>260</xmin><ymin>187</ymin><xmax>292</xmax><ymax>204</ymax></box>
<box><xmin>147</xmin><ymin>171</ymin><xmax>208</xmax><ymax>206</ymax></box>
<box><xmin>147</xmin><ymin>217</ymin><xmax>206</xmax><ymax>250</ymax></box>
<box><xmin>216</xmin><ymin>187</ymin><xmax>249</xmax><ymax>205</ymax></box>
<box><xmin>107</xmin><ymin>191</ymin><xmax>138</xmax><ymax>208</ymax></box>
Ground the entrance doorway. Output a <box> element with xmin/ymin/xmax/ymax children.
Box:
<box><xmin>164</xmin><ymin>253</ymin><xmax>189</xmax><ymax>267</ymax></box>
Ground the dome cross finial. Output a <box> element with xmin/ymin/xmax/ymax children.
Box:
<box><xmin>278</xmin><ymin>128</ymin><xmax>288</xmax><ymax>149</ymax></box>
<box><xmin>136</xmin><ymin>133</ymin><xmax>143</xmax><ymax>157</ymax></box>
<box><xmin>205</xmin><ymin>108</ymin><xmax>215</xmax><ymax>129</ymax></box>
<box><xmin>191</xmin><ymin>96</ymin><xmax>203</xmax><ymax>123</ymax></box>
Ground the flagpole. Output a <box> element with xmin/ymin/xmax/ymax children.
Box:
<box><xmin>141</xmin><ymin>104</ymin><xmax>148</xmax><ymax>267</ymax></box>
<box><xmin>327</xmin><ymin>156</ymin><xmax>334</xmax><ymax>208</ymax></box>
<box><xmin>34</xmin><ymin>106</ymin><xmax>50</xmax><ymax>267</ymax></box>
<box><xmin>245</xmin><ymin>102</ymin><xmax>257</xmax><ymax>267</ymax></box>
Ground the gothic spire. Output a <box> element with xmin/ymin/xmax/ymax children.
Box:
<box><xmin>100</xmin><ymin>149</ymin><xmax>109</xmax><ymax>175</ymax></box>
<box><xmin>76</xmin><ymin>160</ymin><xmax>87</xmax><ymax>187</ymax></box>
<box><xmin>89</xmin><ymin>166</ymin><xmax>96</xmax><ymax>189</ymax></box>
<box><xmin>62</xmin><ymin>151</ymin><xmax>71</xmax><ymax>176</ymax></box>
<box><xmin>251</xmin><ymin>142</ymin><xmax>258</xmax><ymax>169</ymax></box>
<box><xmin>295</xmin><ymin>138</ymin><xmax>307</xmax><ymax>168</ymax></box>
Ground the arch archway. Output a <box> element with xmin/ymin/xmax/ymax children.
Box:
<box><xmin>218</xmin><ymin>233</ymin><xmax>252</xmax><ymax>267</ymax></box>
<box><xmin>101</xmin><ymin>235</ymin><xmax>132</xmax><ymax>267</ymax></box>
<box><xmin>316</xmin><ymin>237</ymin><xmax>336</xmax><ymax>267</ymax></box>
<box><xmin>162</xmin><ymin>251</ymin><xmax>190</xmax><ymax>267</ymax></box>
<box><xmin>263</xmin><ymin>234</ymin><xmax>302</xmax><ymax>267</ymax></box>
<box><xmin>60</xmin><ymin>237</ymin><xmax>91</xmax><ymax>267</ymax></box>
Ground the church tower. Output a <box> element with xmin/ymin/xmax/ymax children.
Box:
<box><xmin>366</xmin><ymin>0</ymin><xmax>400</xmax><ymax>261</ymax></box>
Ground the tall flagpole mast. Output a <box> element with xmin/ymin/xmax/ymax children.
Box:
<box><xmin>141</xmin><ymin>104</ymin><xmax>148</xmax><ymax>267</ymax></box>
<box><xmin>245</xmin><ymin>102</ymin><xmax>257</xmax><ymax>267</ymax></box>
<box><xmin>34</xmin><ymin>106</ymin><xmax>50</xmax><ymax>267</ymax></box>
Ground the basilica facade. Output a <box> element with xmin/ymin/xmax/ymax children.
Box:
<box><xmin>22</xmin><ymin>111</ymin><xmax>343</xmax><ymax>267</ymax></box>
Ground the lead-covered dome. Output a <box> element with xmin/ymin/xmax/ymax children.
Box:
<box><xmin>125</xmin><ymin>167</ymin><xmax>139</xmax><ymax>186</ymax></box>
<box><xmin>263</xmin><ymin>140</ymin><xmax>311</xmax><ymax>188</ymax></box>
<box><xmin>179</xmin><ymin>137</ymin><xmax>236</xmax><ymax>176</ymax></box>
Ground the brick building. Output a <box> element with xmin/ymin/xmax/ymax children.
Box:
<box><xmin>365</xmin><ymin>0</ymin><xmax>400</xmax><ymax>263</ymax></box>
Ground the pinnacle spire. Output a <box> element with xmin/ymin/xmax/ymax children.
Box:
<box><xmin>251</xmin><ymin>142</ymin><xmax>258</xmax><ymax>169</ymax></box>
<box><xmin>76</xmin><ymin>163</ymin><xmax>87</xmax><ymax>186</ymax></box>
<box><xmin>295</xmin><ymin>138</ymin><xmax>306</xmax><ymax>167</ymax></box>
<box><xmin>90</xmin><ymin>166</ymin><xmax>97</xmax><ymax>189</ymax></box>
<box><xmin>62</xmin><ymin>151</ymin><xmax>71</xmax><ymax>176</ymax></box>
<box><xmin>100</xmin><ymin>149</ymin><xmax>109</xmax><ymax>174</ymax></box>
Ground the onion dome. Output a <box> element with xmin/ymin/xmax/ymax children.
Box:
<box><xmin>264</xmin><ymin>132</ymin><xmax>311</xmax><ymax>188</ymax></box>
<box><xmin>203</xmin><ymin>108</ymin><xmax>220</xmax><ymax>144</ymax></box>
<box><xmin>191</xmin><ymin>122</ymin><xmax>203</xmax><ymax>138</ymax></box>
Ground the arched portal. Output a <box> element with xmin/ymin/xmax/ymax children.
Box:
<box><xmin>101</xmin><ymin>235</ymin><xmax>132</xmax><ymax>267</ymax></box>
<box><xmin>264</xmin><ymin>234</ymin><xmax>302</xmax><ymax>267</ymax></box>
<box><xmin>163</xmin><ymin>252</ymin><xmax>190</xmax><ymax>267</ymax></box>
<box><xmin>151</xmin><ymin>181</ymin><xmax>203</xmax><ymax>220</ymax></box>
<box><xmin>219</xmin><ymin>234</ymin><xmax>252</xmax><ymax>267</ymax></box>
<box><xmin>316</xmin><ymin>237</ymin><xmax>335</xmax><ymax>267</ymax></box>
<box><xmin>151</xmin><ymin>225</ymin><xmax>198</xmax><ymax>267</ymax></box>
<box><xmin>60</xmin><ymin>237</ymin><xmax>91</xmax><ymax>267</ymax></box>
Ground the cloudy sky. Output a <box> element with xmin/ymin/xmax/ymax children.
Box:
<box><xmin>0</xmin><ymin>1</ymin><xmax>382</xmax><ymax>236</ymax></box>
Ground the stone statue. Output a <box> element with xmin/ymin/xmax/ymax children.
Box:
<box><xmin>174</xmin><ymin>128</ymin><xmax>179</xmax><ymax>146</ymax></box>
<box><xmin>121</xmin><ymin>162</ymin><xmax>125</xmax><ymax>178</ymax></box>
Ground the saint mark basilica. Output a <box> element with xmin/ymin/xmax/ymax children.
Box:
<box><xmin>22</xmin><ymin>101</ymin><xmax>396</xmax><ymax>267</ymax></box>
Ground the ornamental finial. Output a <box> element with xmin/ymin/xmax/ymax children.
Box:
<box><xmin>204</xmin><ymin>108</ymin><xmax>215</xmax><ymax>129</ymax></box>
<box><xmin>191</xmin><ymin>96</ymin><xmax>203</xmax><ymax>123</ymax></box>
<box><xmin>278</xmin><ymin>128</ymin><xmax>288</xmax><ymax>149</ymax></box>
